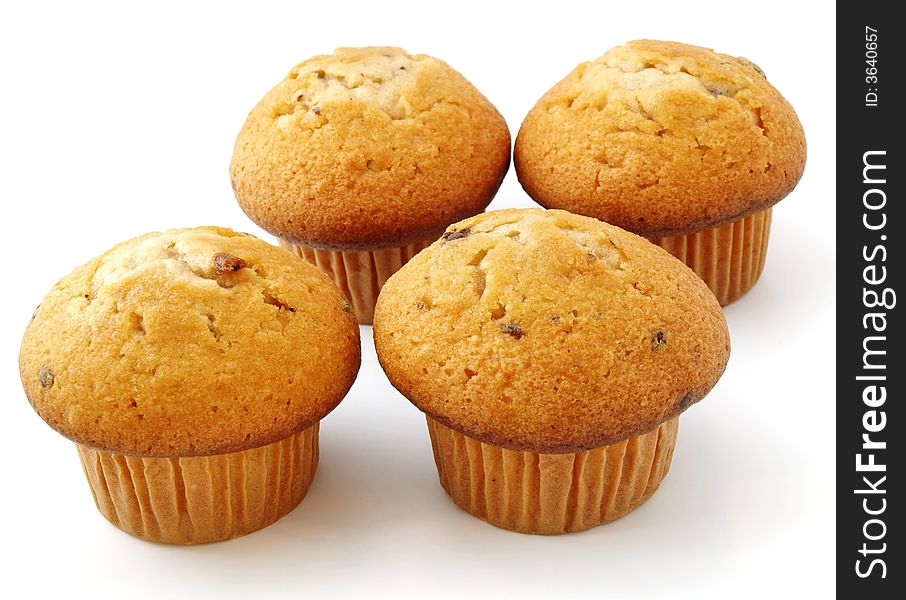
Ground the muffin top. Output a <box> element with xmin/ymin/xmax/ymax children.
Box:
<box><xmin>19</xmin><ymin>227</ymin><xmax>361</xmax><ymax>457</ymax></box>
<box><xmin>515</xmin><ymin>40</ymin><xmax>806</xmax><ymax>237</ymax></box>
<box><xmin>374</xmin><ymin>209</ymin><xmax>729</xmax><ymax>453</ymax></box>
<box><xmin>230</xmin><ymin>47</ymin><xmax>511</xmax><ymax>250</ymax></box>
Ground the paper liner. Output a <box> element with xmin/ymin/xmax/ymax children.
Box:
<box><xmin>648</xmin><ymin>207</ymin><xmax>772</xmax><ymax>306</ymax></box>
<box><xmin>76</xmin><ymin>423</ymin><xmax>319</xmax><ymax>544</ymax></box>
<box><xmin>280</xmin><ymin>239</ymin><xmax>434</xmax><ymax>324</ymax></box>
<box><xmin>426</xmin><ymin>416</ymin><xmax>679</xmax><ymax>534</ymax></box>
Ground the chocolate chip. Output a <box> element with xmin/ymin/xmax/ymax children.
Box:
<box><xmin>501</xmin><ymin>322</ymin><xmax>524</xmax><ymax>339</ymax></box>
<box><xmin>39</xmin><ymin>367</ymin><xmax>54</xmax><ymax>388</ymax></box>
<box><xmin>738</xmin><ymin>57</ymin><xmax>766</xmax><ymax>78</ymax></box>
<box><xmin>679</xmin><ymin>392</ymin><xmax>694</xmax><ymax>409</ymax></box>
<box><xmin>651</xmin><ymin>330</ymin><xmax>667</xmax><ymax>350</ymax></box>
<box><xmin>312</xmin><ymin>106</ymin><xmax>321</xmax><ymax>115</ymax></box>
<box><xmin>213</xmin><ymin>253</ymin><xmax>247</xmax><ymax>275</ymax></box>
<box><xmin>442</xmin><ymin>227</ymin><xmax>471</xmax><ymax>242</ymax></box>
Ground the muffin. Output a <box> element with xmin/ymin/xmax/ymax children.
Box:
<box><xmin>373</xmin><ymin>209</ymin><xmax>729</xmax><ymax>534</ymax></box>
<box><xmin>230</xmin><ymin>46</ymin><xmax>512</xmax><ymax>323</ymax></box>
<box><xmin>515</xmin><ymin>40</ymin><xmax>806</xmax><ymax>305</ymax></box>
<box><xmin>19</xmin><ymin>227</ymin><xmax>360</xmax><ymax>544</ymax></box>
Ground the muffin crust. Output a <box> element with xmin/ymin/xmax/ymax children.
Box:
<box><xmin>374</xmin><ymin>209</ymin><xmax>729</xmax><ymax>452</ymax></box>
<box><xmin>20</xmin><ymin>227</ymin><xmax>361</xmax><ymax>457</ymax></box>
<box><xmin>231</xmin><ymin>47</ymin><xmax>511</xmax><ymax>249</ymax></box>
<box><xmin>515</xmin><ymin>40</ymin><xmax>806</xmax><ymax>236</ymax></box>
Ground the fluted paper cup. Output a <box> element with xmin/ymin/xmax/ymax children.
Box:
<box><xmin>280</xmin><ymin>239</ymin><xmax>434</xmax><ymax>324</ymax></box>
<box><xmin>426</xmin><ymin>416</ymin><xmax>679</xmax><ymax>534</ymax></box>
<box><xmin>649</xmin><ymin>208</ymin><xmax>772</xmax><ymax>306</ymax></box>
<box><xmin>77</xmin><ymin>423</ymin><xmax>320</xmax><ymax>544</ymax></box>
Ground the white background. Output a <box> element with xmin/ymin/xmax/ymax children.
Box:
<box><xmin>0</xmin><ymin>1</ymin><xmax>835</xmax><ymax>598</ymax></box>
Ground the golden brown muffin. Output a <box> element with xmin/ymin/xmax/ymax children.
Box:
<box><xmin>374</xmin><ymin>208</ymin><xmax>729</xmax><ymax>534</ymax></box>
<box><xmin>20</xmin><ymin>226</ymin><xmax>360</xmax><ymax>544</ymax></box>
<box><xmin>231</xmin><ymin>46</ymin><xmax>511</xmax><ymax>323</ymax></box>
<box><xmin>515</xmin><ymin>40</ymin><xmax>806</xmax><ymax>304</ymax></box>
